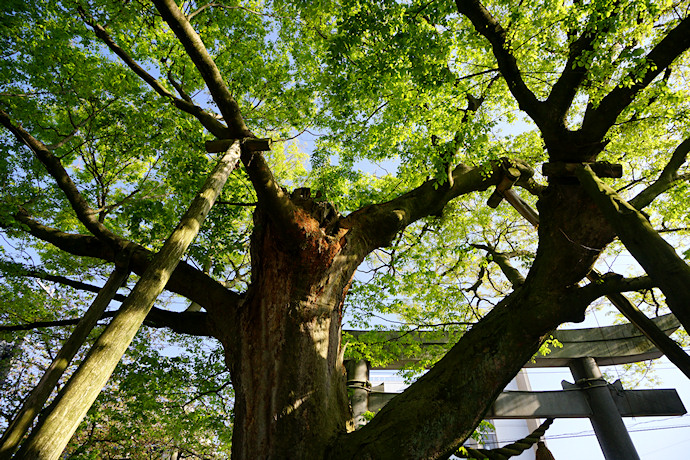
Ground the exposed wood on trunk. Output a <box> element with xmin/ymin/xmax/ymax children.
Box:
<box><xmin>226</xmin><ymin>193</ymin><xmax>361</xmax><ymax>458</ymax></box>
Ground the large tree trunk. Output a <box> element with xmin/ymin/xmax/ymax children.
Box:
<box><xmin>220</xmin><ymin>194</ymin><xmax>362</xmax><ymax>459</ymax></box>
<box><xmin>212</xmin><ymin>180</ymin><xmax>617</xmax><ymax>459</ymax></box>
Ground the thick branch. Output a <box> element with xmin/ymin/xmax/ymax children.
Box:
<box><xmin>546</xmin><ymin>14</ymin><xmax>603</xmax><ymax>120</ymax></box>
<box><xmin>578</xmin><ymin>272</ymin><xmax>690</xmax><ymax>380</ymax></box>
<box><xmin>454</xmin><ymin>0</ymin><xmax>546</xmax><ymax>126</ymax></box>
<box><xmin>0</xmin><ymin>109</ymin><xmax>120</xmax><ymax>245</ymax></box>
<box><xmin>328</xmin><ymin>285</ymin><xmax>566</xmax><ymax>458</ymax></box>
<box><xmin>580</xmin><ymin>16</ymin><xmax>690</xmax><ymax>139</ymax></box>
<box><xmin>152</xmin><ymin>0</ymin><xmax>251</xmax><ymax>138</ymax></box>
<box><xmin>630</xmin><ymin>136</ymin><xmax>690</xmax><ymax>209</ymax></box>
<box><xmin>0</xmin><ymin>307</ymin><xmax>212</xmax><ymax>337</ymax></box>
<box><xmin>150</xmin><ymin>0</ymin><xmax>296</xmax><ymax>230</ymax></box>
<box><xmin>576</xmin><ymin>164</ymin><xmax>690</xmax><ymax>332</ymax></box>
<box><xmin>344</xmin><ymin>159</ymin><xmax>536</xmax><ymax>252</ymax></box>
<box><xmin>8</xmin><ymin>211</ymin><xmax>238</xmax><ymax>314</ymax></box>
<box><xmin>0</xmin><ymin>260</ymin><xmax>128</xmax><ymax>301</ymax></box>
<box><xmin>78</xmin><ymin>7</ymin><xmax>231</xmax><ymax>139</ymax></box>
<box><xmin>572</xmin><ymin>273</ymin><xmax>654</xmax><ymax>307</ymax></box>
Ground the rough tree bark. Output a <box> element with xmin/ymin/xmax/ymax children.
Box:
<box><xmin>222</xmin><ymin>192</ymin><xmax>357</xmax><ymax>458</ymax></box>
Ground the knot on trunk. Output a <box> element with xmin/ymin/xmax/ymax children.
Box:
<box><xmin>290</xmin><ymin>187</ymin><xmax>341</xmax><ymax>231</ymax></box>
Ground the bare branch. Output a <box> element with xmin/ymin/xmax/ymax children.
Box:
<box><xmin>6</xmin><ymin>210</ymin><xmax>239</xmax><ymax>314</ymax></box>
<box><xmin>151</xmin><ymin>0</ymin><xmax>251</xmax><ymax>138</ymax></box>
<box><xmin>454</xmin><ymin>0</ymin><xmax>547</xmax><ymax>127</ymax></box>
<box><xmin>78</xmin><ymin>6</ymin><xmax>231</xmax><ymax>139</ymax></box>
<box><xmin>0</xmin><ymin>308</ymin><xmax>212</xmax><ymax>337</ymax></box>
<box><xmin>470</xmin><ymin>243</ymin><xmax>525</xmax><ymax>288</ymax></box>
<box><xmin>0</xmin><ymin>260</ymin><xmax>127</xmax><ymax>301</ymax></box>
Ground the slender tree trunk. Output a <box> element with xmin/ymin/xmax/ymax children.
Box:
<box><xmin>0</xmin><ymin>269</ymin><xmax>128</xmax><ymax>460</ymax></box>
<box><xmin>14</xmin><ymin>142</ymin><xmax>241</xmax><ymax>460</ymax></box>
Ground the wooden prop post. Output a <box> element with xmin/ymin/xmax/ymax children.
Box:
<box><xmin>15</xmin><ymin>140</ymin><xmax>244</xmax><ymax>460</ymax></box>
<box><xmin>0</xmin><ymin>269</ymin><xmax>129</xmax><ymax>459</ymax></box>
<box><xmin>575</xmin><ymin>164</ymin><xmax>690</xmax><ymax>336</ymax></box>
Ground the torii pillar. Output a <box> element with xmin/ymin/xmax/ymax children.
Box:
<box><xmin>568</xmin><ymin>357</ymin><xmax>639</xmax><ymax>460</ymax></box>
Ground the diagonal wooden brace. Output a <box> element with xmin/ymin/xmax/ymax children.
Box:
<box><xmin>487</xmin><ymin>164</ymin><xmax>540</xmax><ymax>227</ymax></box>
<box><xmin>486</xmin><ymin>166</ymin><xmax>520</xmax><ymax>208</ymax></box>
<box><xmin>205</xmin><ymin>137</ymin><xmax>271</xmax><ymax>153</ymax></box>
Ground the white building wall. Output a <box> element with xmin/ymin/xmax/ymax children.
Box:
<box><xmin>369</xmin><ymin>369</ymin><xmax>543</xmax><ymax>460</ymax></box>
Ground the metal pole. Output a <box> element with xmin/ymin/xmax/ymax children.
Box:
<box><xmin>569</xmin><ymin>357</ymin><xmax>640</xmax><ymax>460</ymax></box>
<box><xmin>345</xmin><ymin>359</ymin><xmax>370</xmax><ymax>429</ymax></box>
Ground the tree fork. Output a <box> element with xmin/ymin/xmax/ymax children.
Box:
<box><xmin>14</xmin><ymin>141</ymin><xmax>242</xmax><ymax>460</ymax></box>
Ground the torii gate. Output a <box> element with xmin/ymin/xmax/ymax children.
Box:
<box><xmin>345</xmin><ymin>162</ymin><xmax>690</xmax><ymax>459</ymax></box>
<box><xmin>345</xmin><ymin>314</ymin><xmax>687</xmax><ymax>460</ymax></box>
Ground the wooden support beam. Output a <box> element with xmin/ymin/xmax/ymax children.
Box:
<box><xmin>576</xmin><ymin>164</ymin><xmax>690</xmax><ymax>334</ymax></box>
<box><xmin>587</xmin><ymin>271</ymin><xmax>690</xmax><ymax>380</ymax></box>
<box><xmin>484</xmin><ymin>177</ymin><xmax>690</xmax><ymax>377</ymax></box>
<box><xmin>543</xmin><ymin>161</ymin><xmax>623</xmax><ymax>179</ymax></box>
<box><xmin>204</xmin><ymin>138</ymin><xmax>270</xmax><ymax>153</ymax></box>
<box><xmin>0</xmin><ymin>269</ymin><xmax>129</xmax><ymax>460</ymax></box>
<box><xmin>502</xmin><ymin>189</ymin><xmax>540</xmax><ymax>227</ymax></box>
<box><xmin>487</xmin><ymin>166</ymin><xmax>520</xmax><ymax>208</ymax></box>
<box><xmin>14</xmin><ymin>141</ymin><xmax>242</xmax><ymax>460</ymax></box>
